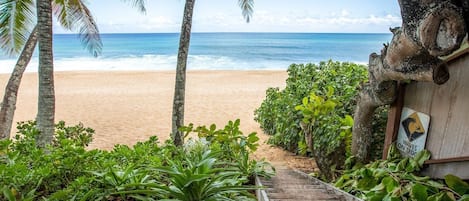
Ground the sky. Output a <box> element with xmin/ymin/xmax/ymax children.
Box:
<box><xmin>54</xmin><ymin>0</ymin><xmax>402</xmax><ymax>34</ymax></box>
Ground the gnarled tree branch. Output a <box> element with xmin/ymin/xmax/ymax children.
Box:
<box><xmin>351</xmin><ymin>0</ymin><xmax>467</xmax><ymax>163</ymax></box>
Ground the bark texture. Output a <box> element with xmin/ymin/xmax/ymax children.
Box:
<box><xmin>0</xmin><ymin>26</ymin><xmax>38</xmax><ymax>140</ymax></box>
<box><xmin>36</xmin><ymin>0</ymin><xmax>55</xmax><ymax>148</ymax></box>
<box><xmin>352</xmin><ymin>0</ymin><xmax>468</xmax><ymax>163</ymax></box>
<box><xmin>171</xmin><ymin>0</ymin><xmax>195</xmax><ymax>147</ymax></box>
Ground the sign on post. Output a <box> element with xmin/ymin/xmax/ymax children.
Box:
<box><xmin>396</xmin><ymin>107</ymin><xmax>430</xmax><ymax>157</ymax></box>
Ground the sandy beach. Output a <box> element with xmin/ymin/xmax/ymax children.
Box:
<box><xmin>0</xmin><ymin>70</ymin><xmax>316</xmax><ymax>168</ymax></box>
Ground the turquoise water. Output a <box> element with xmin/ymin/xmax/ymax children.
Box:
<box><xmin>0</xmin><ymin>33</ymin><xmax>392</xmax><ymax>72</ymax></box>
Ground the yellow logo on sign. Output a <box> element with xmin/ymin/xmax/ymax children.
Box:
<box><xmin>401</xmin><ymin>112</ymin><xmax>425</xmax><ymax>142</ymax></box>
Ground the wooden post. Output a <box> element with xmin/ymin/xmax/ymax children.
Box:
<box><xmin>382</xmin><ymin>83</ymin><xmax>406</xmax><ymax>159</ymax></box>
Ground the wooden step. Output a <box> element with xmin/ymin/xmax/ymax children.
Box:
<box><xmin>256</xmin><ymin>167</ymin><xmax>362</xmax><ymax>201</ymax></box>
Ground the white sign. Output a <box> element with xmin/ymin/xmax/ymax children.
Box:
<box><xmin>396</xmin><ymin>107</ymin><xmax>430</xmax><ymax>157</ymax></box>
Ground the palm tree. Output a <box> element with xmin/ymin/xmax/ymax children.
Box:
<box><xmin>171</xmin><ymin>0</ymin><xmax>254</xmax><ymax>146</ymax></box>
<box><xmin>35</xmin><ymin>0</ymin><xmax>55</xmax><ymax>147</ymax></box>
<box><xmin>0</xmin><ymin>0</ymin><xmax>37</xmax><ymax>140</ymax></box>
<box><xmin>0</xmin><ymin>0</ymin><xmax>102</xmax><ymax>142</ymax></box>
<box><xmin>0</xmin><ymin>0</ymin><xmax>146</xmax><ymax>143</ymax></box>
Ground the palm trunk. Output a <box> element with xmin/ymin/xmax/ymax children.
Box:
<box><xmin>0</xmin><ymin>26</ymin><xmax>38</xmax><ymax>140</ymax></box>
<box><xmin>36</xmin><ymin>0</ymin><xmax>55</xmax><ymax>147</ymax></box>
<box><xmin>171</xmin><ymin>0</ymin><xmax>195</xmax><ymax>146</ymax></box>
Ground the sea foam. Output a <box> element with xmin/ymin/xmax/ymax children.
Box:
<box><xmin>0</xmin><ymin>54</ymin><xmax>290</xmax><ymax>74</ymax></box>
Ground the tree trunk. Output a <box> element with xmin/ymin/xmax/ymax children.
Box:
<box><xmin>36</xmin><ymin>0</ymin><xmax>55</xmax><ymax>148</ymax></box>
<box><xmin>0</xmin><ymin>26</ymin><xmax>38</xmax><ymax>140</ymax></box>
<box><xmin>351</xmin><ymin>0</ymin><xmax>467</xmax><ymax>163</ymax></box>
<box><xmin>171</xmin><ymin>0</ymin><xmax>195</xmax><ymax>147</ymax></box>
<box><xmin>351</xmin><ymin>85</ymin><xmax>384</xmax><ymax>162</ymax></box>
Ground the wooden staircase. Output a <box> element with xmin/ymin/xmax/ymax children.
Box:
<box><xmin>257</xmin><ymin>166</ymin><xmax>361</xmax><ymax>201</ymax></box>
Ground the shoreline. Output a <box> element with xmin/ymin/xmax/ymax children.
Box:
<box><xmin>0</xmin><ymin>69</ymin><xmax>289</xmax><ymax>75</ymax></box>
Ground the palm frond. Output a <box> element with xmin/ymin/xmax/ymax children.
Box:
<box><xmin>52</xmin><ymin>0</ymin><xmax>73</xmax><ymax>30</ymax></box>
<box><xmin>53</xmin><ymin>0</ymin><xmax>102</xmax><ymax>57</ymax></box>
<box><xmin>0</xmin><ymin>0</ymin><xmax>36</xmax><ymax>56</ymax></box>
<box><xmin>238</xmin><ymin>0</ymin><xmax>254</xmax><ymax>23</ymax></box>
<box><xmin>120</xmin><ymin>0</ymin><xmax>146</xmax><ymax>14</ymax></box>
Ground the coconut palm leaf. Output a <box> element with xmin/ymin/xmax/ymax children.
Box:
<box><xmin>52</xmin><ymin>0</ymin><xmax>102</xmax><ymax>57</ymax></box>
<box><xmin>0</xmin><ymin>0</ymin><xmax>35</xmax><ymax>56</ymax></box>
<box><xmin>121</xmin><ymin>0</ymin><xmax>146</xmax><ymax>14</ymax></box>
<box><xmin>238</xmin><ymin>0</ymin><xmax>254</xmax><ymax>23</ymax></box>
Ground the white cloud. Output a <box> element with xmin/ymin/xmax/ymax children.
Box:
<box><xmin>231</xmin><ymin>10</ymin><xmax>402</xmax><ymax>32</ymax></box>
<box><xmin>341</xmin><ymin>9</ymin><xmax>350</xmax><ymax>17</ymax></box>
<box><xmin>54</xmin><ymin>7</ymin><xmax>402</xmax><ymax>33</ymax></box>
<box><xmin>136</xmin><ymin>16</ymin><xmax>178</xmax><ymax>31</ymax></box>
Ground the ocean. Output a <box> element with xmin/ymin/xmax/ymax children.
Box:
<box><xmin>0</xmin><ymin>33</ymin><xmax>392</xmax><ymax>73</ymax></box>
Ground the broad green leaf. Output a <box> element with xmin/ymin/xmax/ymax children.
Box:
<box><xmin>411</xmin><ymin>183</ymin><xmax>428</xmax><ymax>201</ymax></box>
<box><xmin>428</xmin><ymin>192</ymin><xmax>456</xmax><ymax>201</ymax></box>
<box><xmin>427</xmin><ymin>180</ymin><xmax>446</xmax><ymax>189</ymax></box>
<box><xmin>411</xmin><ymin>174</ymin><xmax>430</xmax><ymax>182</ymax></box>
<box><xmin>342</xmin><ymin>115</ymin><xmax>354</xmax><ymax>126</ymax></box>
<box><xmin>366</xmin><ymin>191</ymin><xmax>387</xmax><ymax>201</ymax></box>
<box><xmin>357</xmin><ymin>170</ymin><xmax>377</xmax><ymax>191</ymax></box>
<box><xmin>2</xmin><ymin>186</ymin><xmax>16</xmax><ymax>201</ymax></box>
<box><xmin>302</xmin><ymin>97</ymin><xmax>308</xmax><ymax>106</ymax></box>
<box><xmin>369</xmin><ymin>183</ymin><xmax>385</xmax><ymax>191</ymax></box>
<box><xmin>396</xmin><ymin>158</ymin><xmax>409</xmax><ymax>171</ymax></box>
<box><xmin>459</xmin><ymin>194</ymin><xmax>469</xmax><ymax>201</ymax></box>
<box><xmin>405</xmin><ymin>159</ymin><xmax>418</xmax><ymax>172</ymax></box>
<box><xmin>382</xmin><ymin>176</ymin><xmax>399</xmax><ymax>193</ymax></box>
<box><xmin>445</xmin><ymin>174</ymin><xmax>469</xmax><ymax>195</ymax></box>
<box><xmin>383</xmin><ymin>194</ymin><xmax>401</xmax><ymax>201</ymax></box>
<box><xmin>335</xmin><ymin>176</ymin><xmax>347</xmax><ymax>188</ymax></box>
<box><xmin>373</xmin><ymin>168</ymin><xmax>388</xmax><ymax>178</ymax></box>
<box><xmin>413</xmin><ymin>150</ymin><xmax>431</xmax><ymax>167</ymax></box>
<box><xmin>209</xmin><ymin>124</ymin><xmax>216</xmax><ymax>131</ymax></box>
<box><xmin>326</xmin><ymin>85</ymin><xmax>334</xmax><ymax>97</ymax></box>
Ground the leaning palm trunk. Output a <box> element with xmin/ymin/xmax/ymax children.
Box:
<box><xmin>171</xmin><ymin>0</ymin><xmax>195</xmax><ymax>146</ymax></box>
<box><xmin>0</xmin><ymin>26</ymin><xmax>38</xmax><ymax>140</ymax></box>
<box><xmin>36</xmin><ymin>0</ymin><xmax>55</xmax><ymax>147</ymax></box>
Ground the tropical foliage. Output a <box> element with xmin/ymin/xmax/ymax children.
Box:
<box><xmin>181</xmin><ymin>119</ymin><xmax>274</xmax><ymax>182</ymax></box>
<box><xmin>255</xmin><ymin>61</ymin><xmax>368</xmax><ymax>152</ymax></box>
<box><xmin>255</xmin><ymin>60</ymin><xmax>388</xmax><ymax>180</ymax></box>
<box><xmin>336</xmin><ymin>144</ymin><xmax>469</xmax><ymax>201</ymax></box>
<box><xmin>0</xmin><ymin>120</ymin><xmax>272</xmax><ymax>200</ymax></box>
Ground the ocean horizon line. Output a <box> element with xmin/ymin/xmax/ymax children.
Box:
<box><xmin>54</xmin><ymin>31</ymin><xmax>393</xmax><ymax>35</ymax></box>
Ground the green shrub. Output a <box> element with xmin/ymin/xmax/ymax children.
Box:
<box><xmin>180</xmin><ymin>119</ymin><xmax>259</xmax><ymax>160</ymax></box>
<box><xmin>336</xmin><ymin>145</ymin><xmax>469</xmax><ymax>201</ymax></box>
<box><xmin>255</xmin><ymin>60</ymin><xmax>369</xmax><ymax>153</ymax></box>
<box><xmin>255</xmin><ymin>60</ymin><xmax>393</xmax><ymax>180</ymax></box>
<box><xmin>146</xmin><ymin>149</ymin><xmax>255</xmax><ymax>200</ymax></box>
<box><xmin>180</xmin><ymin>119</ymin><xmax>275</xmax><ymax>184</ymax></box>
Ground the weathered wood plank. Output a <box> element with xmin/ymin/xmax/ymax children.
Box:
<box><xmin>419</xmin><ymin>53</ymin><xmax>469</xmax><ymax>179</ymax></box>
<box><xmin>422</xmin><ymin>162</ymin><xmax>469</xmax><ymax>179</ymax></box>
<box><xmin>403</xmin><ymin>82</ymin><xmax>434</xmax><ymax>114</ymax></box>
<box><xmin>439</xmin><ymin>54</ymin><xmax>469</xmax><ymax>158</ymax></box>
<box><xmin>426</xmin><ymin>66</ymin><xmax>458</xmax><ymax>159</ymax></box>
